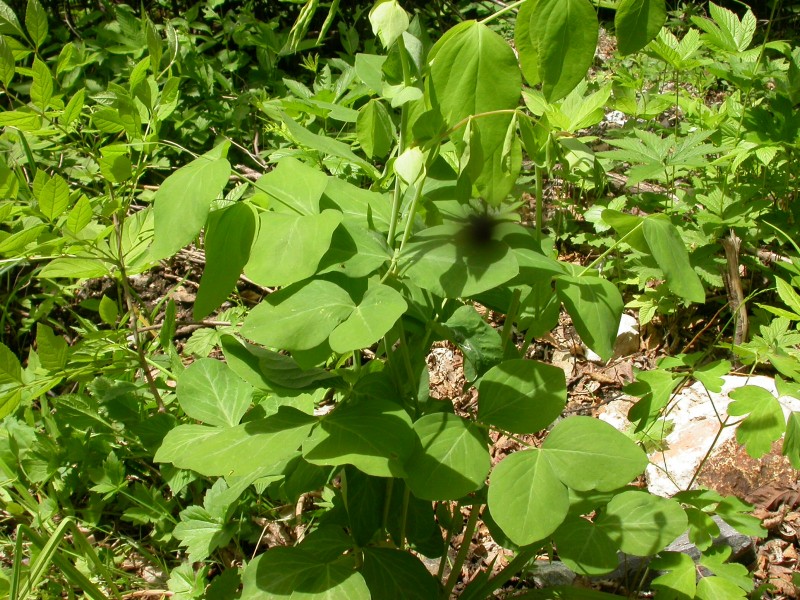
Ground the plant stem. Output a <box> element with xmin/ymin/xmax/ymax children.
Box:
<box><xmin>534</xmin><ymin>164</ymin><xmax>544</xmax><ymax>240</ymax></box>
<box><xmin>437</xmin><ymin>502</ymin><xmax>460</xmax><ymax>581</ymax></box>
<box><xmin>579</xmin><ymin>221</ymin><xmax>644</xmax><ymax>277</ymax></box>
<box><xmin>442</xmin><ymin>504</ymin><xmax>480</xmax><ymax>597</ymax></box>
<box><xmin>480</xmin><ymin>0</ymin><xmax>525</xmax><ymax>25</ymax></box>
<box><xmin>461</xmin><ymin>544</ymin><xmax>539</xmax><ymax>599</ymax></box>
<box><xmin>399</xmin><ymin>483</ymin><xmax>411</xmax><ymax>550</ymax></box>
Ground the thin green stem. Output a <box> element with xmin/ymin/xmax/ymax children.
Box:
<box><xmin>399</xmin><ymin>483</ymin><xmax>411</xmax><ymax>550</ymax></box>
<box><xmin>425</xmin><ymin>109</ymin><xmax>521</xmax><ymax>152</ymax></box>
<box><xmin>579</xmin><ymin>222</ymin><xmax>644</xmax><ymax>277</ymax></box>
<box><xmin>480</xmin><ymin>0</ymin><xmax>525</xmax><ymax>25</ymax></box>
<box><xmin>442</xmin><ymin>504</ymin><xmax>481</xmax><ymax>598</ymax></box>
<box><xmin>437</xmin><ymin>502</ymin><xmax>460</xmax><ymax>581</ymax></box>
<box><xmin>500</xmin><ymin>288</ymin><xmax>522</xmax><ymax>355</ymax></box>
<box><xmin>534</xmin><ymin>164</ymin><xmax>544</xmax><ymax>239</ymax></box>
<box><xmin>386</xmin><ymin>37</ymin><xmax>413</xmax><ymax>247</ymax></box>
<box><xmin>382</xmin><ymin>478</ymin><xmax>395</xmax><ymax>537</ymax></box>
<box><xmin>461</xmin><ymin>545</ymin><xmax>539</xmax><ymax>599</ymax></box>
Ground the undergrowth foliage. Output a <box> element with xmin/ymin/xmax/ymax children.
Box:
<box><xmin>0</xmin><ymin>0</ymin><xmax>799</xmax><ymax>597</ymax></box>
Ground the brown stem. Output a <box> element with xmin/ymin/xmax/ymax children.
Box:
<box><xmin>721</xmin><ymin>230</ymin><xmax>748</xmax><ymax>351</ymax></box>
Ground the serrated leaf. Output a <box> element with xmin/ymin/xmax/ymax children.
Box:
<box><xmin>25</xmin><ymin>0</ymin><xmax>46</xmax><ymax>48</ymax></box>
<box><xmin>488</xmin><ymin>449</ymin><xmax>569</xmax><ymax>545</ymax></box>
<box><xmin>405</xmin><ymin>412</ymin><xmax>491</xmax><ymax>500</ymax></box>
<box><xmin>36</xmin><ymin>323</ymin><xmax>67</xmax><ymax>372</ymax></box>
<box><xmin>61</xmin><ymin>88</ymin><xmax>84</xmax><ymax>128</ymax></box>
<box><xmin>151</xmin><ymin>142</ymin><xmax>231</xmax><ymax>260</ymax></box>
<box><xmin>303</xmin><ymin>399</ymin><xmax>413</xmax><ymax>477</ymax></box>
<box><xmin>783</xmin><ymin>412</ymin><xmax>800</xmax><ymax>469</ymax></box>
<box><xmin>37</xmin><ymin>173</ymin><xmax>70</xmax><ymax>221</ymax></box>
<box><xmin>0</xmin><ymin>1</ymin><xmax>24</xmax><ymax>38</ymax></box>
<box><xmin>0</xmin><ymin>341</ymin><xmax>22</xmax><ymax>384</ymax></box>
<box><xmin>178</xmin><ymin>359</ymin><xmax>253</xmax><ymax>428</ymax></box>
<box><xmin>776</xmin><ymin>278</ymin><xmax>800</xmax><ymax>318</ymax></box>
<box><xmin>241</xmin><ymin>279</ymin><xmax>354</xmax><ymax>352</ymax></box>
<box><xmin>728</xmin><ymin>385</ymin><xmax>785</xmax><ymax>458</ymax></box>
<box><xmin>0</xmin><ymin>110</ymin><xmax>41</xmax><ymax>130</ymax></box>
<box><xmin>542</xmin><ymin>416</ymin><xmax>648</xmax><ymax>491</ymax></box>
<box><xmin>173</xmin><ymin>505</ymin><xmax>231</xmax><ymax>563</ymax></box>
<box><xmin>715</xmin><ymin>495</ymin><xmax>766</xmax><ymax>537</ymax></box>
<box><xmin>478</xmin><ymin>359</ymin><xmax>566</xmax><ymax>433</ymax></box>
<box><xmin>0</xmin><ymin>35</ymin><xmax>15</xmax><ymax>85</ymax></box>
<box><xmin>30</xmin><ymin>57</ymin><xmax>52</xmax><ymax>110</ymax></box>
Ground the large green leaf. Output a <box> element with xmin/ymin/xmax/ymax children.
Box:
<box><xmin>556</xmin><ymin>275</ymin><xmax>623</xmax><ymax>362</ymax></box>
<box><xmin>241</xmin><ymin>537</ymin><xmax>369</xmax><ymax>600</ymax></box>
<box><xmin>515</xmin><ymin>0</ymin><xmax>598</xmax><ymax>101</ymax></box>
<box><xmin>615</xmin><ymin>0</ymin><xmax>667</xmax><ymax>55</ymax></box>
<box><xmin>245</xmin><ymin>210</ymin><xmax>342</xmax><ymax>287</ymax></box>
<box><xmin>154</xmin><ymin>407</ymin><xmax>316</xmax><ymax>477</ymax></box>
<box><xmin>642</xmin><ymin>216</ymin><xmax>705</xmax><ymax>303</ymax></box>
<box><xmin>254</xmin><ymin>157</ymin><xmax>328</xmax><ymax>215</ymax></box>
<box><xmin>651</xmin><ymin>552</ymin><xmax>697</xmax><ymax>599</ymax></box>
<box><xmin>404</xmin><ymin>412</ymin><xmax>490</xmax><ymax>500</ymax></box>
<box><xmin>728</xmin><ymin>385</ymin><xmax>785</xmax><ymax>458</ymax></box>
<box><xmin>488</xmin><ymin>449</ymin><xmax>569</xmax><ymax>545</ymax></box>
<box><xmin>438</xmin><ymin>304</ymin><xmax>503</xmax><ymax>381</ymax></box>
<box><xmin>317</xmin><ymin>222</ymin><xmax>391</xmax><ymax>279</ymax></box>
<box><xmin>241</xmin><ymin>280</ymin><xmax>354</xmax><ymax>351</ymax></box>
<box><xmin>221</xmin><ymin>335</ymin><xmax>338</xmax><ymax>393</ymax></box>
<box><xmin>595</xmin><ymin>490</ymin><xmax>688</xmax><ymax>556</ymax></box>
<box><xmin>361</xmin><ymin>548</ymin><xmax>441</xmax><ymax>600</ymax></box>
<box><xmin>428</xmin><ymin>21</ymin><xmax>521</xmax><ymax>127</ymax></box>
<box><xmin>151</xmin><ymin>142</ymin><xmax>231</xmax><ymax>259</ymax></box>
<box><xmin>195</xmin><ymin>203</ymin><xmax>255</xmax><ymax>319</ymax></box>
<box><xmin>401</xmin><ymin>224</ymin><xmax>519</xmax><ymax>298</ymax></box>
<box><xmin>541</xmin><ymin>417</ymin><xmax>648</xmax><ymax>491</ymax></box>
<box><xmin>478</xmin><ymin>359</ymin><xmax>566</xmax><ymax>433</ymax></box>
<box><xmin>474</xmin><ymin>113</ymin><xmax>522</xmax><ymax>205</ymax></box>
<box><xmin>783</xmin><ymin>412</ymin><xmax>800</xmax><ymax>469</ymax></box>
<box><xmin>302</xmin><ymin>399</ymin><xmax>414</xmax><ymax>477</ymax></box>
<box><xmin>328</xmin><ymin>284</ymin><xmax>407</xmax><ymax>353</ymax></box>
<box><xmin>177</xmin><ymin>359</ymin><xmax>253</xmax><ymax>428</ymax></box>
<box><xmin>553</xmin><ymin>517</ymin><xmax>619</xmax><ymax>576</ymax></box>
<box><xmin>357</xmin><ymin>99</ymin><xmax>394</xmax><ymax>159</ymax></box>
<box><xmin>25</xmin><ymin>0</ymin><xmax>48</xmax><ymax>48</ymax></box>
<box><xmin>38</xmin><ymin>173</ymin><xmax>70</xmax><ymax>221</ymax></box>
<box><xmin>0</xmin><ymin>341</ymin><xmax>22</xmax><ymax>385</ymax></box>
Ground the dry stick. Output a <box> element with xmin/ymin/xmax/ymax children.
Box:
<box><xmin>721</xmin><ymin>230</ymin><xmax>749</xmax><ymax>354</ymax></box>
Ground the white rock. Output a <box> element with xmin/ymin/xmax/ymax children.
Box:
<box><xmin>598</xmin><ymin>375</ymin><xmax>800</xmax><ymax>497</ymax></box>
<box><xmin>613</xmin><ymin>313</ymin><xmax>640</xmax><ymax>358</ymax></box>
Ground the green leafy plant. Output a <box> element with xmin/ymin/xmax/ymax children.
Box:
<box><xmin>1</xmin><ymin>0</ymin><xmax>798</xmax><ymax>597</ymax></box>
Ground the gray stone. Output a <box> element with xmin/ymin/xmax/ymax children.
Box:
<box><xmin>526</xmin><ymin>560</ymin><xmax>577</xmax><ymax>587</ymax></box>
<box><xmin>664</xmin><ymin>516</ymin><xmax>754</xmax><ymax>561</ymax></box>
